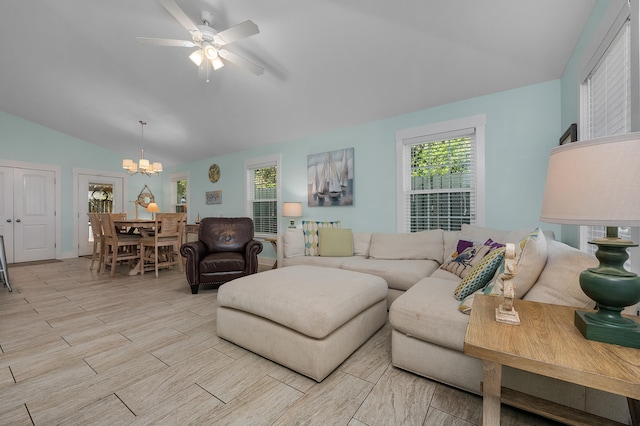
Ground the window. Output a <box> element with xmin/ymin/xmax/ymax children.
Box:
<box><xmin>580</xmin><ymin>7</ymin><xmax>637</xmax><ymax>259</ymax></box>
<box><xmin>396</xmin><ymin>115</ymin><xmax>485</xmax><ymax>233</ymax></box>
<box><xmin>169</xmin><ymin>172</ymin><xmax>189</xmax><ymax>215</ymax></box>
<box><xmin>245</xmin><ymin>154</ymin><xmax>281</xmax><ymax>236</ymax></box>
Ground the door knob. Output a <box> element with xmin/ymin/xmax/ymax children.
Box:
<box><xmin>5</xmin><ymin>219</ymin><xmax>10</xmax><ymax>223</ymax></box>
<box><xmin>15</xmin><ymin>219</ymin><xmax>21</xmax><ymax>223</ymax></box>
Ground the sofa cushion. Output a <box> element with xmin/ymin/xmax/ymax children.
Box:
<box><xmin>283</xmin><ymin>255</ymin><xmax>348</xmax><ymax>269</ymax></box>
<box><xmin>524</xmin><ymin>239</ymin><xmax>597</xmax><ymax>309</ymax></box>
<box><xmin>369</xmin><ymin>230</ymin><xmax>444</xmax><ymax>263</ymax></box>
<box><xmin>218</xmin><ymin>265</ymin><xmax>387</xmax><ymax>339</ymax></box>
<box><xmin>389</xmin><ymin>277</ymin><xmax>468</xmax><ymax>351</ymax></box>
<box><xmin>492</xmin><ymin>227</ymin><xmax>547</xmax><ymax>299</ymax></box>
<box><xmin>302</xmin><ymin>220</ymin><xmax>341</xmax><ymax>256</ymax></box>
<box><xmin>440</xmin><ymin>243</ymin><xmax>491</xmax><ymax>278</ymax></box>
<box><xmin>353</xmin><ymin>232</ymin><xmax>372</xmax><ymax>257</ymax></box>
<box><xmin>341</xmin><ymin>258</ymin><xmax>439</xmax><ymax>291</ymax></box>
<box><xmin>453</xmin><ymin>247</ymin><xmax>505</xmax><ymax>300</ymax></box>
<box><xmin>284</xmin><ymin>228</ymin><xmax>305</xmax><ymax>258</ymax></box>
<box><xmin>318</xmin><ymin>228</ymin><xmax>353</xmax><ymax>257</ymax></box>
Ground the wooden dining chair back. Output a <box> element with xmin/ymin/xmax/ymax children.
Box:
<box><xmin>99</xmin><ymin>213</ymin><xmax>141</xmax><ymax>277</ymax></box>
<box><xmin>140</xmin><ymin>213</ymin><xmax>186</xmax><ymax>277</ymax></box>
<box><xmin>87</xmin><ymin>212</ymin><xmax>104</xmax><ymax>272</ymax></box>
<box><xmin>111</xmin><ymin>212</ymin><xmax>128</xmax><ymax>234</ymax></box>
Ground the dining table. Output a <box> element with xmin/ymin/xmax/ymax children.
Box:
<box><xmin>112</xmin><ymin>218</ymin><xmax>156</xmax><ymax>275</ymax></box>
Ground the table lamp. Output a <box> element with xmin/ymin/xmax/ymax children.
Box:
<box><xmin>540</xmin><ymin>132</ymin><xmax>640</xmax><ymax>348</ymax></box>
<box><xmin>282</xmin><ymin>202</ymin><xmax>303</xmax><ymax>228</ymax></box>
<box><xmin>146</xmin><ymin>202</ymin><xmax>160</xmax><ymax>220</ymax></box>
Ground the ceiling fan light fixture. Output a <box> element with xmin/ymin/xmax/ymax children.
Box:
<box><xmin>189</xmin><ymin>49</ymin><xmax>204</xmax><ymax>66</ymax></box>
<box><xmin>212</xmin><ymin>57</ymin><xmax>224</xmax><ymax>70</ymax></box>
<box><xmin>203</xmin><ymin>42</ymin><xmax>218</xmax><ymax>60</ymax></box>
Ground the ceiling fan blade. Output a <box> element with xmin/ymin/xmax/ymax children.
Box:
<box><xmin>136</xmin><ymin>37</ymin><xmax>196</xmax><ymax>47</ymax></box>
<box><xmin>214</xmin><ymin>20</ymin><xmax>259</xmax><ymax>45</ymax></box>
<box><xmin>158</xmin><ymin>0</ymin><xmax>200</xmax><ymax>33</ymax></box>
<box><xmin>219</xmin><ymin>49</ymin><xmax>264</xmax><ymax>76</ymax></box>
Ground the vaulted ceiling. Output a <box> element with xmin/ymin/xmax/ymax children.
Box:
<box><xmin>0</xmin><ymin>1</ymin><xmax>596</xmax><ymax>167</ymax></box>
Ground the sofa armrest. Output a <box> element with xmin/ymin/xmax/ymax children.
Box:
<box><xmin>180</xmin><ymin>240</ymin><xmax>207</xmax><ymax>286</ymax></box>
<box><xmin>244</xmin><ymin>239</ymin><xmax>264</xmax><ymax>274</ymax></box>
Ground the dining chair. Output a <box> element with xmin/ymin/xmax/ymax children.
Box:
<box><xmin>87</xmin><ymin>212</ymin><xmax>104</xmax><ymax>272</ymax></box>
<box><xmin>140</xmin><ymin>212</ymin><xmax>186</xmax><ymax>277</ymax></box>
<box><xmin>99</xmin><ymin>213</ymin><xmax>142</xmax><ymax>277</ymax></box>
<box><xmin>111</xmin><ymin>212</ymin><xmax>129</xmax><ymax>234</ymax></box>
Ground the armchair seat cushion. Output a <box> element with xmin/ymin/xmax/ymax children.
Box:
<box><xmin>201</xmin><ymin>252</ymin><xmax>246</xmax><ymax>273</ymax></box>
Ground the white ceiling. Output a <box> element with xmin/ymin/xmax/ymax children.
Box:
<box><xmin>0</xmin><ymin>1</ymin><xmax>596</xmax><ymax>167</ymax></box>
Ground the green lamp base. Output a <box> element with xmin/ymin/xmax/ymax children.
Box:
<box><xmin>576</xmin><ymin>235</ymin><xmax>640</xmax><ymax>349</ymax></box>
<box><xmin>575</xmin><ymin>310</ymin><xmax>640</xmax><ymax>348</ymax></box>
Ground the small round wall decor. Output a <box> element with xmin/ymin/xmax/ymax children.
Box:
<box><xmin>208</xmin><ymin>164</ymin><xmax>220</xmax><ymax>183</ymax></box>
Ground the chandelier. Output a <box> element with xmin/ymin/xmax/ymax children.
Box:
<box><xmin>122</xmin><ymin>120</ymin><xmax>162</xmax><ymax>176</ymax></box>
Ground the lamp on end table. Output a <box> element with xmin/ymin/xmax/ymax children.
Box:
<box><xmin>540</xmin><ymin>132</ymin><xmax>640</xmax><ymax>348</ymax></box>
<box><xmin>283</xmin><ymin>202</ymin><xmax>303</xmax><ymax>228</ymax></box>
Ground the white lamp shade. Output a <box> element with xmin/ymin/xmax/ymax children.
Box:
<box><xmin>152</xmin><ymin>162</ymin><xmax>163</xmax><ymax>172</ymax></box>
<box><xmin>122</xmin><ymin>159</ymin><xmax>134</xmax><ymax>170</ymax></box>
<box><xmin>189</xmin><ymin>49</ymin><xmax>204</xmax><ymax>66</ymax></box>
<box><xmin>138</xmin><ymin>158</ymin><xmax>150</xmax><ymax>170</ymax></box>
<box><xmin>540</xmin><ymin>132</ymin><xmax>640</xmax><ymax>226</ymax></box>
<box><xmin>212</xmin><ymin>57</ymin><xmax>224</xmax><ymax>70</ymax></box>
<box><xmin>282</xmin><ymin>202</ymin><xmax>303</xmax><ymax>217</ymax></box>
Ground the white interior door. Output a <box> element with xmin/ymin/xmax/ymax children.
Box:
<box><xmin>13</xmin><ymin>168</ymin><xmax>56</xmax><ymax>263</ymax></box>
<box><xmin>0</xmin><ymin>167</ymin><xmax>15</xmax><ymax>263</ymax></box>
<box><xmin>77</xmin><ymin>173</ymin><xmax>125</xmax><ymax>256</ymax></box>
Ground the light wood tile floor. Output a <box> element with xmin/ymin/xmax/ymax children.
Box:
<box><xmin>0</xmin><ymin>258</ymin><xmax>561</xmax><ymax>425</ymax></box>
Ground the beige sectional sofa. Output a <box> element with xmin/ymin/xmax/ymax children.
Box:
<box><xmin>276</xmin><ymin>224</ymin><xmax>632</xmax><ymax>423</ymax></box>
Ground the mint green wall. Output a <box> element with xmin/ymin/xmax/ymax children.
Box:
<box><xmin>1</xmin><ymin>79</ymin><xmax>562</xmax><ymax>260</ymax></box>
<box><xmin>171</xmin><ymin>80</ymin><xmax>562</xmax><ymax>259</ymax></box>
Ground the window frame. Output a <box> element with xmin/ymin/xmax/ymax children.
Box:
<box><xmin>244</xmin><ymin>154</ymin><xmax>281</xmax><ymax>238</ymax></box>
<box><xmin>396</xmin><ymin>114</ymin><xmax>486</xmax><ymax>233</ymax></box>
<box><xmin>578</xmin><ymin>0</ymin><xmax>639</xmax><ymax>273</ymax></box>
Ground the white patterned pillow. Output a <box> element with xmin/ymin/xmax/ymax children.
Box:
<box><xmin>302</xmin><ymin>220</ymin><xmax>341</xmax><ymax>256</ymax></box>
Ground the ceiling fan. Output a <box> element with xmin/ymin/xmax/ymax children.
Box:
<box><xmin>136</xmin><ymin>0</ymin><xmax>263</xmax><ymax>81</ymax></box>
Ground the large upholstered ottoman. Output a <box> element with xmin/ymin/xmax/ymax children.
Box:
<box><xmin>216</xmin><ymin>265</ymin><xmax>388</xmax><ymax>381</ymax></box>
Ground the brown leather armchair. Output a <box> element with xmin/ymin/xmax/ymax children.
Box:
<box><xmin>180</xmin><ymin>217</ymin><xmax>263</xmax><ymax>294</ymax></box>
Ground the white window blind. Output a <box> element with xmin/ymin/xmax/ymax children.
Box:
<box><xmin>585</xmin><ymin>19</ymin><xmax>631</xmax><ymax>139</ymax></box>
<box><xmin>246</xmin><ymin>158</ymin><xmax>278</xmax><ymax>235</ymax></box>
<box><xmin>400</xmin><ymin>128</ymin><xmax>477</xmax><ymax>232</ymax></box>
<box><xmin>582</xmin><ymin>19</ymin><xmax>632</xmax><ymax>253</ymax></box>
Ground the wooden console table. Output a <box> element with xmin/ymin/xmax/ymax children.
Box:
<box><xmin>464</xmin><ymin>295</ymin><xmax>640</xmax><ymax>426</ymax></box>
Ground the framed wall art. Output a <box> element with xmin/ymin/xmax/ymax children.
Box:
<box><xmin>307</xmin><ymin>147</ymin><xmax>354</xmax><ymax>207</ymax></box>
<box><xmin>559</xmin><ymin>123</ymin><xmax>577</xmax><ymax>145</ymax></box>
<box><xmin>206</xmin><ymin>190</ymin><xmax>222</xmax><ymax>205</ymax></box>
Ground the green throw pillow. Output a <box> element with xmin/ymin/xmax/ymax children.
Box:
<box><xmin>453</xmin><ymin>247</ymin><xmax>505</xmax><ymax>300</ymax></box>
<box><xmin>318</xmin><ymin>228</ymin><xmax>353</xmax><ymax>257</ymax></box>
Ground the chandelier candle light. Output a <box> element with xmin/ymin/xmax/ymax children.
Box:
<box><xmin>122</xmin><ymin>121</ymin><xmax>163</xmax><ymax>176</ymax></box>
<box><xmin>283</xmin><ymin>202</ymin><xmax>303</xmax><ymax>228</ymax></box>
<box><xmin>540</xmin><ymin>132</ymin><xmax>640</xmax><ymax>348</ymax></box>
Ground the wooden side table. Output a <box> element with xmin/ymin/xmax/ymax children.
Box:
<box><xmin>263</xmin><ymin>236</ymin><xmax>278</xmax><ymax>269</ymax></box>
<box><xmin>464</xmin><ymin>295</ymin><xmax>640</xmax><ymax>426</ymax></box>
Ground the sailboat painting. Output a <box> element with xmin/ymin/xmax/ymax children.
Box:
<box><xmin>307</xmin><ymin>148</ymin><xmax>354</xmax><ymax>207</ymax></box>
